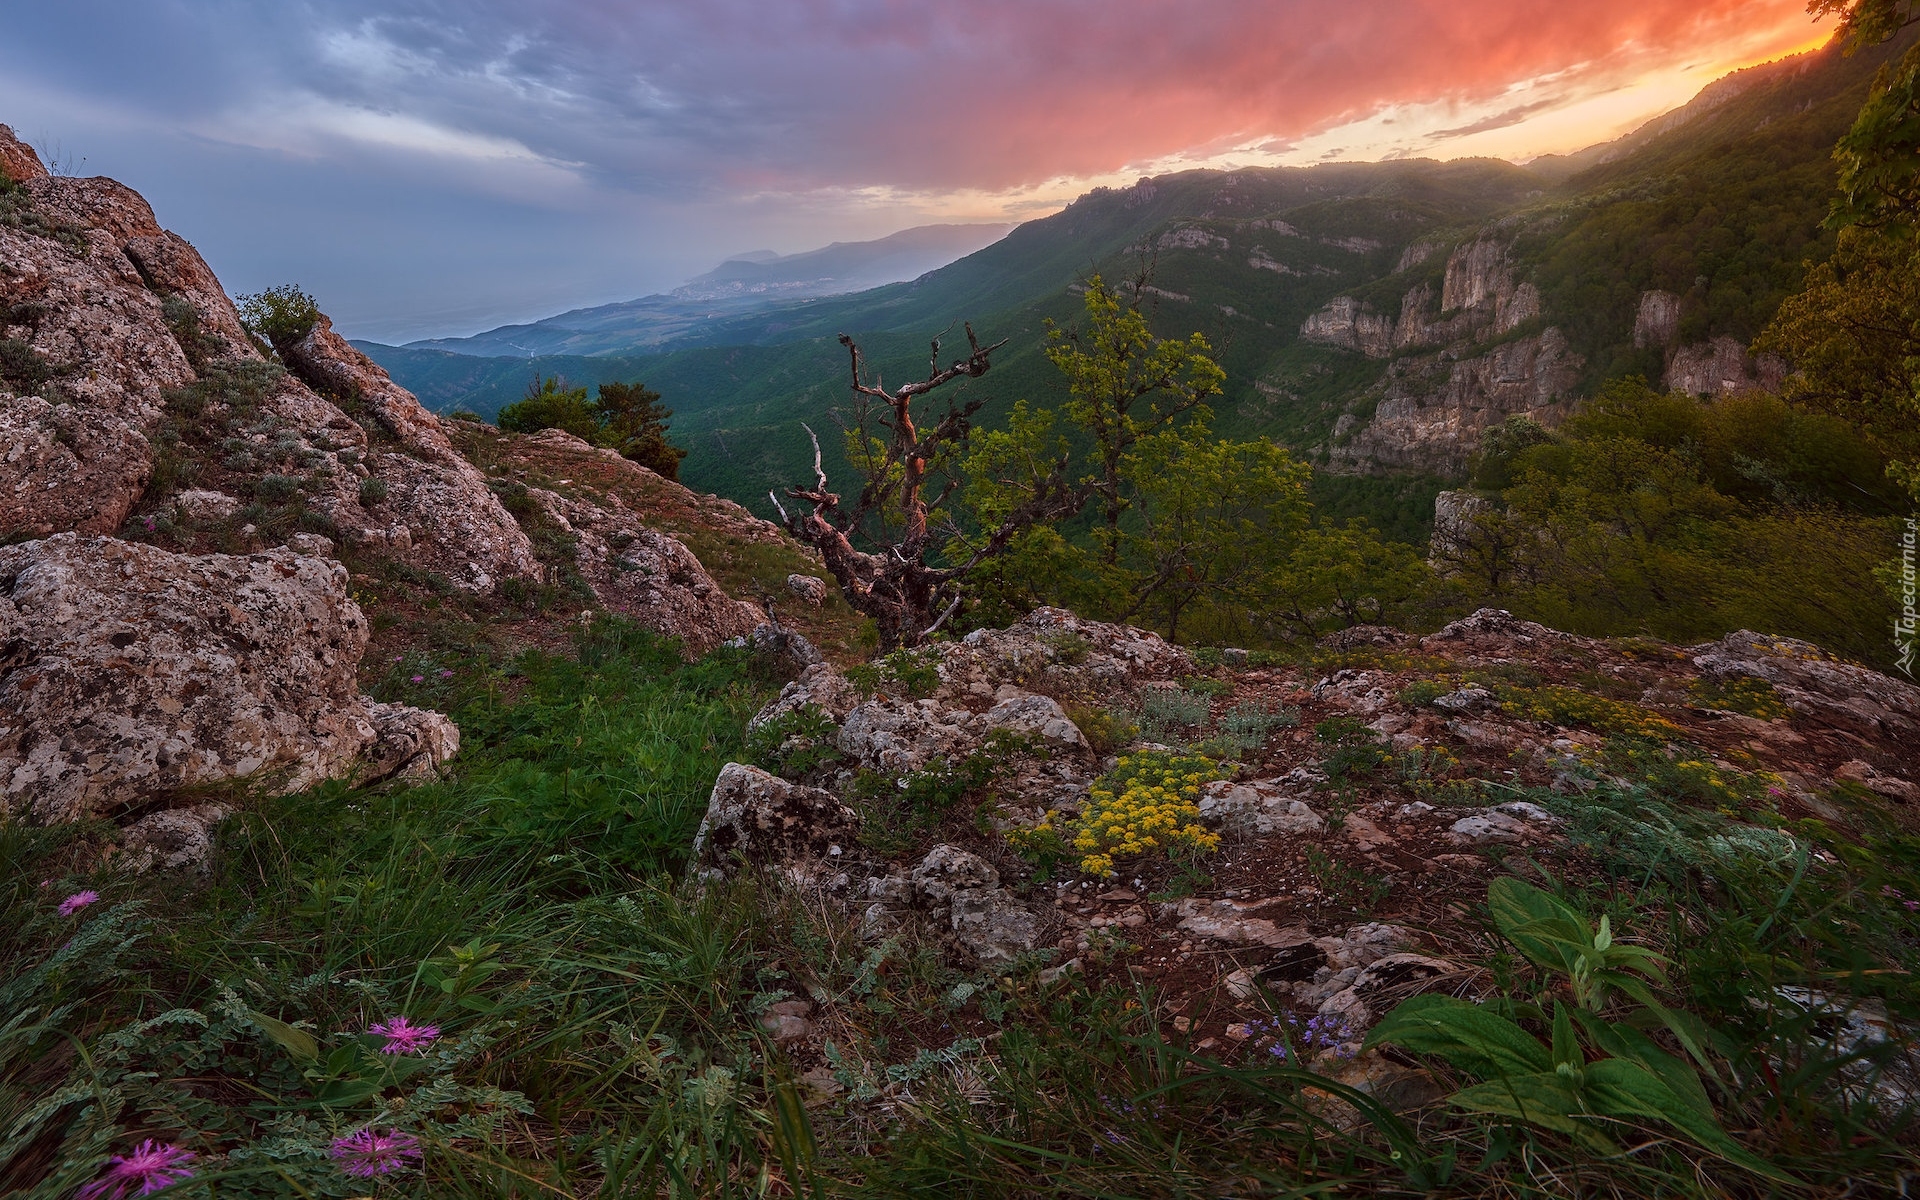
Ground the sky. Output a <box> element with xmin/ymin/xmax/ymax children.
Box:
<box><xmin>0</xmin><ymin>1</ymin><xmax>1835</xmax><ymax>344</ymax></box>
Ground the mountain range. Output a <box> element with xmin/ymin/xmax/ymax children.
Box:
<box><xmin>357</xmin><ymin>28</ymin><xmax>1912</xmax><ymax>538</ymax></box>
<box><xmin>402</xmin><ymin>223</ymin><xmax>1012</xmax><ymax>358</ymax></box>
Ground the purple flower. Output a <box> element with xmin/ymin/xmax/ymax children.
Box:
<box><xmin>410</xmin><ymin>674</ymin><xmax>424</xmax><ymax>683</ymax></box>
<box><xmin>369</xmin><ymin>1016</ymin><xmax>439</xmax><ymax>1054</ymax></box>
<box><xmin>329</xmin><ymin>1128</ymin><xmax>422</xmax><ymax>1178</ymax></box>
<box><xmin>58</xmin><ymin>891</ymin><xmax>100</xmax><ymax>916</ymax></box>
<box><xmin>1906</xmin><ymin>900</ymin><xmax>1919</xmax><ymax>912</ymax></box>
<box><xmin>74</xmin><ymin>1139</ymin><xmax>196</xmax><ymax>1199</ymax></box>
<box><xmin>436</xmin><ymin>669</ymin><xmax>454</xmax><ymax>679</ymax></box>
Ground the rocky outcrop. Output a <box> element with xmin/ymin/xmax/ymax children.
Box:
<box><xmin>692</xmin><ymin>762</ymin><xmax>857</xmax><ymax>870</ymax></box>
<box><xmin>1299</xmin><ymin>297</ymin><xmax>1394</xmax><ymax>357</ymax></box>
<box><xmin>512</xmin><ymin>430</ymin><xmax>762</xmax><ymax>653</ymax></box>
<box><xmin>1303</xmin><ymin>238</ymin><xmax>1575</xmax><ymax>474</ymax></box>
<box><xmin>1663</xmin><ymin>335</ymin><xmax>1786</xmax><ymax>397</ymax></box>
<box><xmin>1332</xmin><ymin>329</ymin><xmax>1580</xmax><ymax>474</ymax></box>
<box><xmin>0</xmin><ymin>534</ymin><xmax>455</xmax><ymax>822</ymax></box>
<box><xmin>1428</xmin><ymin>489</ymin><xmax>1496</xmax><ymax>569</ymax></box>
<box><xmin>1</xmin><ymin>133</ymin><xmax>192</xmax><ymax>537</ymax></box>
<box><xmin>1633</xmin><ymin>289</ymin><xmax>1682</xmax><ymax>350</ymax></box>
<box><xmin>1692</xmin><ymin>630</ymin><xmax>1920</xmax><ymax>741</ymax></box>
<box><xmin>282</xmin><ymin>318</ymin><xmax>542</xmax><ymax>592</ymax></box>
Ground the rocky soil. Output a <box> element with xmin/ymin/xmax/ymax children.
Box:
<box><xmin>689</xmin><ymin>606</ymin><xmax>1920</xmax><ymax>1102</ymax></box>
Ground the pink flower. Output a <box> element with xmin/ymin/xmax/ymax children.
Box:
<box><xmin>74</xmin><ymin>1139</ymin><xmax>196</xmax><ymax>1199</ymax></box>
<box><xmin>329</xmin><ymin>1128</ymin><xmax>422</xmax><ymax>1178</ymax></box>
<box><xmin>368</xmin><ymin>1016</ymin><xmax>439</xmax><ymax>1054</ymax></box>
<box><xmin>436</xmin><ymin>669</ymin><xmax>453</xmax><ymax>678</ymax></box>
<box><xmin>410</xmin><ymin>674</ymin><xmax>424</xmax><ymax>683</ymax></box>
<box><xmin>58</xmin><ymin>891</ymin><xmax>100</xmax><ymax>916</ymax></box>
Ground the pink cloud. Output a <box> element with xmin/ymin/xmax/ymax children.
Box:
<box><xmin>562</xmin><ymin>0</ymin><xmax>1828</xmax><ymax>190</ymax></box>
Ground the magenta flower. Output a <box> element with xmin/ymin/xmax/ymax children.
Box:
<box><xmin>436</xmin><ymin>669</ymin><xmax>453</xmax><ymax>678</ymax></box>
<box><xmin>58</xmin><ymin>891</ymin><xmax>100</xmax><ymax>916</ymax></box>
<box><xmin>368</xmin><ymin>1016</ymin><xmax>439</xmax><ymax>1054</ymax></box>
<box><xmin>329</xmin><ymin>1128</ymin><xmax>423</xmax><ymax>1178</ymax></box>
<box><xmin>74</xmin><ymin>1139</ymin><xmax>196</xmax><ymax>1199</ymax></box>
<box><xmin>410</xmin><ymin>674</ymin><xmax>424</xmax><ymax>683</ymax></box>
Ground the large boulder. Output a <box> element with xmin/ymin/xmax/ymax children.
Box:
<box><xmin>522</xmin><ymin>467</ymin><xmax>763</xmax><ymax>654</ymax></box>
<box><xmin>943</xmin><ymin>607</ymin><xmax>1194</xmax><ymax>703</ymax></box>
<box><xmin>0</xmin><ymin>534</ymin><xmax>455</xmax><ymax>821</ymax></box>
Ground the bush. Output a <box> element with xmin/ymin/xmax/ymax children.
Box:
<box><xmin>236</xmin><ymin>284</ymin><xmax>321</xmax><ymax>351</ymax></box>
<box><xmin>358</xmin><ymin>476</ymin><xmax>388</xmax><ymax>506</ymax></box>
<box><xmin>253</xmin><ymin>474</ymin><xmax>302</xmax><ymax>504</ymax></box>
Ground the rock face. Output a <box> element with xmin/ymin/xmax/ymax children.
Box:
<box><xmin>1663</xmin><ymin>335</ymin><xmax>1786</xmax><ymax>397</ymax></box>
<box><xmin>0</xmin><ymin>534</ymin><xmax>455</xmax><ymax>821</ymax></box>
<box><xmin>512</xmin><ymin>430</ymin><xmax>763</xmax><ymax>654</ymax></box>
<box><xmin>1</xmin><ymin>132</ymin><xmax>193</xmax><ymax>537</ymax></box>
<box><xmin>1305</xmin><ymin>238</ymin><xmax>1579</xmax><ymax>474</ymax></box>
<box><xmin>1692</xmin><ymin>630</ymin><xmax>1920</xmax><ymax>741</ymax></box>
<box><xmin>281</xmin><ymin>317</ymin><xmax>542</xmax><ymax>592</ymax></box>
<box><xmin>1335</xmin><ymin>330</ymin><xmax>1581</xmax><ymax>474</ymax></box>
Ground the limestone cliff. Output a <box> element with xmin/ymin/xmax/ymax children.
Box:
<box><xmin>1302</xmin><ymin>238</ymin><xmax>1580</xmax><ymax>474</ymax></box>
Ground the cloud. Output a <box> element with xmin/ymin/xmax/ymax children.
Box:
<box><xmin>0</xmin><ymin>0</ymin><xmax>1836</xmax><ymax>340</ymax></box>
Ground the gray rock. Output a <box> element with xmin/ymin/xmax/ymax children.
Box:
<box><xmin>1432</xmin><ymin>686</ymin><xmax>1493</xmax><ymax>712</ymax></box>
<box><xmin>120</xmin><ymin>803</ymin><xmax>230</xmax><ymax>872</ymax></box>
<box><xmin>786</xmin><ymin>573</ymin><xmax>829</xmax><ymax>606</ymax></box>
<box><xmin>0</xmin><ymin>534</ymin><xmax>456</xmax><ymax>821</ymax></box>
<box><xmin>691</xmin><ymin>762</ymin><xmax>856</xmax><ymax>871</ymax></box>
<box><xmin>1197</xmin><ymin>781</ymin><xmax>1323</xmax><ymax>837</ymax></box>
<box><xmin>1693</xmin><ymin>630</ymin><xmax>1920</xmax><ymax>742</ymax></box>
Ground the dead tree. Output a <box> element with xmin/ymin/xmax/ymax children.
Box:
<box><xmin>771</xmin><ymin>324</ymin><xmax>1084</xmax><ymax>648</ymax></box>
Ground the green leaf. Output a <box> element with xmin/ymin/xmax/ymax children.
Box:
<box><xmin>1449</xmin><ymin>1074</ymin><xmax>1618</xmax><ymax>1154</ymax></box>
<box><xmin>1487</xmin><ymin>878</ymin><xmax>1590</xmax><ymax>978</ymax></box>
<box><xmin>1550</xmin><ymin>1002</ymin><xmax>1580</xmax><ymax>1070</ymax></box>
<box><xmin>1581</xmin><ymin>1059</ymin><xmax>1796</xmax><ymax>1182</ymax></box>
<box><xmin>1365</xmin><ymin>993</ymin><xmax>1552</xmax><ymax>1079</ymax></box>
<box><xmin>1569</xmin><ymin>1008</ymin><xmax>1712</xmax><ymax>1119</ymax></box>
<box><xmin>248</xmin><ymin>1009</ymin><xmax>318</xmax><ymax>1063</ymax></box>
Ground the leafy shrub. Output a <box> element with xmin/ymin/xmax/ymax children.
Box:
<box><xmin>1067</xmin><ymin>704</ymin><xmax>1139</xmax><ymax>755</ymax></box>
<box><xmin>1397</xmin><ymin>679</ymin><xmax>1449</xmax><ymax>708</ymax></box>
<box><xmin>358</xmin><ymin>476</ymin><xmax>388</xmax><ymax>506</ymax></box>
<box><xmin>853</xmin><ymin>733</ymin><xmax>1027</xmax><ymax>856</ymax></box>
<box><xmin>0</xmin><ymin>336</ymin><xmax>52</xmax><ymax>394</ymax></box>
<box><xmin>846</xmin><ymin>647</ymin><xmax>942</xmax><ymax>699</ymax></box>
<box><xmin>236</xmin><ymin>284</ymin><xmax>322</xmax><ymax>350</ymax></box>
<box><xmin>1039</xmin><ymin>630</ymin><xmax>1093</xmax><ymax>665</ymax></box>
<box><xmin>743</xmin><ymin>704</ymin><xmax>842</xmax><ymax>778</ymax></box>
<box><xmin>1367</xmin><ymin>878</ymin><xmax>1789</xmax><ymax>1180</ymax></box>
<box><xmin>1207</xmin><ymin>701</ymin><xmax>1296</xmax><ymax>756</ymax></box>
<box><xmin>1051</xmin><ymin>750</ymin><xmax>1223</xmax><ymax>877</ymax></box>
<box><xmin>1138</xmin><ymin>687</ymin><xmax>1212</xmax><ymax>743</ymax></box>
<box><xmin>1180</xmin><ymin>674</ymin><xmax>1234</xmax><ymax>699</ymax></box>
<box><xmin>1315</xmin><ymin>716</ymin><xmax>1388</xmax><ymax>781</ymax></box>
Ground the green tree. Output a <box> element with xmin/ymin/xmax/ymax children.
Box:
<box><xmin>593</xmin><ymin>379</ymin><xmax>688</xmax><ymax>480</ymax></box>
<box><xmin>235</xmin><ymin>284</ymin><xmax>321</xmax><ymax>354</ymax></box>
<box><xmin>1045</xmin><ymin>274</ymin><xmax>1225</xmax><ymax>564</ymax></box>
<box><xmin>497</xmin><ymin>376</ymin><xmax>600</xmax><ymax>440</ymax></box>
<box><xmin>1757</xmin><ymin>227</ymin><xmax>1920</xmax><ymax>496</ymax></box>
<box><xmin>1118</xmin><ymin>427</ymin><xmax>1311</xmax><ymax>643</ymax></box>
<box><xmin>1268</xmin><ymin>521</ymin><xmax>1436</xmax><ymax>639</ymax></box>
<box><xmin>1812</xmin><ymin>0</ymin><xmax>1920</xmax><ymax>230</ymax></box>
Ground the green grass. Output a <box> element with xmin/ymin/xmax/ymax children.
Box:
<box><xmin>5</xmin><ymin>625</ymin><xmax>1919</xmax><ymax>1197</ymax></box>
